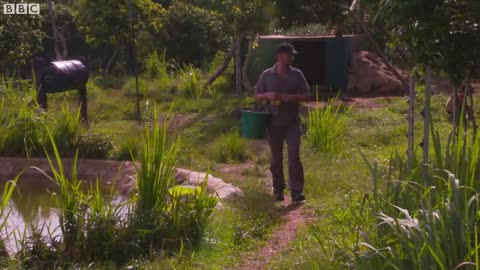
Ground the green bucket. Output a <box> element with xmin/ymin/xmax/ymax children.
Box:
<box><xmin>240</xmin><ymin>110</ymin><xmax>272</xmax><ymax>139</ymax></box>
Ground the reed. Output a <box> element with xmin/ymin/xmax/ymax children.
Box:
<box><xmin>354</xmin><ymin>120</ymin><xmax>480</xmax><ymax>270</ymax></box>
<box><xmin>306</xmin><ymin>97</ymin><xmax>347</xmax><ymax>155</ymax></box>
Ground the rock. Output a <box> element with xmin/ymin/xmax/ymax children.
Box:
<box><xmin>346</xmin><ymin>51</ymin><xmax>405</xmax><ymax>97</ymax></box>
<box><xmin>175</xmin><ymin>168</ymin><xmax>243</xmax><ymax>201</ymax></box>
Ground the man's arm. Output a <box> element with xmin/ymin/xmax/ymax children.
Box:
<box><xmin>254</xmin><ymin>71</ymin><xmax>278</xmax><ymax>101</ymax></box>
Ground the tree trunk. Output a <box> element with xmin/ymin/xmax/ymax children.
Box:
<box><xmin>242</xmin><ymin>40</ymin><xmax>253</xmax><ymax>92</ymax></box>
<box><xmin>104</xmin><ymin>48</ymin><xmax>119</xmax><ymax>75</ymax></box>
<box><xmin>205</xmin><ymin>40</ymin><xmax>236</xmax><ymax>87</ymax></box>
<box><xmin>467</xmin><ymin>74</ymin><xmax>477</xmax><ymax>136</ymax></box>
<box><xmin>235</xmin><ymin>37</ymin><xmax>242</xmax><ymax>94</ymax></box>
<box><xmin>59</xmin><ymin>24</ymin><xmax>68</xmax><ymax>58</ymax></box>
<box><xmin>335</xmin><ymin>0</ymin><xmax>345</xmax><ymax>37</ymax></box>
<box><xmin>47</xmin><ymin>0</ymin><xmax>67</xmax><ymax>60</ymax></box>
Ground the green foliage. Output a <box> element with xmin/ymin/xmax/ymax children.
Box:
<box><xmin>155</xmin><ymin>2</ymin><xmax>229</xmax><ymax>65</ymax></box>
<box><xmin>132</xmin><ymin>108</ymin><xmax>217</xmax><ymax>251</ymax></box>
<box><xmin>50</xmin><ymin>106</ymin><xmax>82</xmax><ymax>156</ymax></box>
<box><xmin>306</xmin><ymin>99</ymin><xmax>347</xmax><ymax>154</ymax></box>
<box><xmin>221</xmin><ymin>0</ymin><xmax>275</xmax><ymax>35</ymax></box>
<box><xmin>273</xmin><ymin>0</ymin><xmax>346</xmax><ymax>30</ymax></box>
<box><xmin>134</xmin><ymin>109</ymin><xmax>177</xmax><ymax>220</ymax></box>
<box><xmin>177</xmin><ymin>65</ymin><xmax>207</xmax><ymax>99</ymax></box>
<box><xmin>0</xmin><ymin>77</ymin><xmax>117</xmax><ymax>159</ymax></box>
<box><xmin>0</xmin><ymin>0</ymin><xmax>44</xmax><ymax>72</ymax></box>
<box><xmin>76</xmin><ymin>130</ymin><xmax>115</xmax><ymax>159</ymax></box>
<box><xmin>211</xmin><ymin>131</ymin><xmax>248</xmax><ymax>163</ymax></box>
<box><xmin>363</xmin><ymin>0</ymin><xmax>480</xmax><ymax>85</ymax></box>
<box><xmin>74</xmin><ymin>0</ymin><xmax>165</xmax><ymax>47</ymax></box>
<box><xmin>0</xmin><ymin>77</ymin><xmax>46</xmax><ymax>157</ymax></box>
<box><xmin>351</xmin><ymin>123</ymin><xmax>480</xmax><ymax>269</ymax></box>
<box><xmin>144</xmin><ymin>51</ymin><xmax>168</xmax><ymax>79</ymax></box>
<box><xmin>114</xmin><ymin>135</ymin><xmax>141</xmax><ymax>161</ymax></box>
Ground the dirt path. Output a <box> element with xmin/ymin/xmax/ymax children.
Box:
<box><xmin>235</xmin><ymin>199</ymin><xmax>310</xmax><ymax>270</ymax></box>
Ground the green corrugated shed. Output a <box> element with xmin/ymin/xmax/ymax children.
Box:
<box><xmin>243</xmin><ymin>35</ymin><xmax>366</xmax><ymax>93</ymax></box>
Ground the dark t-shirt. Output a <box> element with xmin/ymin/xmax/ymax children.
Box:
<box><xmin>255</xmin><ymin>65</ymin><xmax>310</xmax><ymax>126</ymax></box>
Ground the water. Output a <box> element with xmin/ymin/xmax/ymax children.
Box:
<box><xmin>0</xmin><ymin>176</ymin><xmax>128</xmax><ymax>255</ymax></box>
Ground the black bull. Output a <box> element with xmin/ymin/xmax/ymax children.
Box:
<box><xmin>32</xmin><ymin>57</ymin><xmax>89</xmax><ymax>124</ymax></box>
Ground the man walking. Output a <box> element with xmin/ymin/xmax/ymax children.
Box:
<box><xmin>255</xmin><ymin>43</ymin><xmax>311</xmax><ymax>202</ymax></box>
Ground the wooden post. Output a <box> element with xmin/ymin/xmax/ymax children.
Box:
<box><xmin>129</xmin><ymin>0</ymin><xmax>141</xmax><ymax>120</ymax></box>
<box><xmin>453</xmin><ymin>86</ymin><xmax>458</xmax><ymax>135</ymax></box>
<box><xmin>235</xmin><ymin>37</ymin><xmax>242</xmax><ymax>94</ymax></box>
<box><xmin>407</xmin><ymin>77</ymin><xmax>415</xmax><ymax>168</ymax></box>
<box><xmin>423</xmin><ymin>67</ymin><xmax>432</xmax><ymax>165</ymax></box>
<box><xmin>79</xmin><ymin>86</ymin><xmax>88</xmax><ymax>126</ymax></box>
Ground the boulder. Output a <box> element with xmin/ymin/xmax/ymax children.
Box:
<box><xmin>346</xmin><ymin>51</ymin><xmax>405</xmax><ymax>96</ymax></box>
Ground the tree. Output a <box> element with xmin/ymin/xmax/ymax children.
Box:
<box><xmin>362</xmin><ymin>0</ymin><xmax>480</xmax><ymax>86</ymax></box>
<box><xmin>205</xmin><ymin>0</ymin><xmax>274</xmax><ymax>88</ymax></box>
<box><xmin>0</xmin><ymin>0</ymin><xmax>44</xmax><ymax>75</ymax></box>
<box><xmin>146</xmin><ymin>2</ymin><xmax>229</xmax><ymax>66</ymax></box>
<box><xmin>73</xmin><ymin>0</ymin><xmax>165</xmax><ymax>74</ymax></box>
<box><xmin>273</xmin><ymin>0</ymin><xmax>355</xmax><ymax>36</ymax></box>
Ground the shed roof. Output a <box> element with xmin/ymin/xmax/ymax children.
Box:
<box><xmin>257</xmin><ymin>34</ymin><xmax>360</xmax><ymax>40</ymax></box>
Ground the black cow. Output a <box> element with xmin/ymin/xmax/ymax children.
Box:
<box><xmin>32</xmin><ymin>57</ymin><xmax>89</xmax><ymax>124</ymax></box>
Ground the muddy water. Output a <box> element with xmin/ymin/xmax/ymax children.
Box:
<box><xmin>0</xmin><ymin>175</ymin><xmax>128</xmax><ymax>255</ymax></box>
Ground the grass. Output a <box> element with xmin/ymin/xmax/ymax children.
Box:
<box><xmin>3</xmin><ymin>69</ymin><xmax>478</xmax><ymax>269</ymax></box>
<box><xmin>306</xmin><ymin>97</ymin><xmax>349</xmax><ymax>155</ymax></box>
<box><xmin>211</xmin><ymin>130</ymin><xmax>249</xmax><ymax>163</ymax></box>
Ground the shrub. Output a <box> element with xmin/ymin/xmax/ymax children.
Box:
<box><xmin>114</xmin><ymin>135</ymin><xmax>141</xmax><ymax>161</ymax></box>
<box><xmin>211</xmin><ymin>131</ymin><xmax>249</xmax><ymax>163</ymax></box>
<box><xmin>76</xmin><ymin>130</ymin><xmax>115</xmax><ymax>159</ymax></box>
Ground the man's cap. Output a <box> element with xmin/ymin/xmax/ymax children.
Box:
<box><xmin>277</xmin><ymin>43</ymin><xmax>298</xmax><ymax>55</ymax></box>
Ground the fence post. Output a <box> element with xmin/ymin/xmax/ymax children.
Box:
<box><xmin>423</xmin><ymin>67</ymin><xmax>432</xmax><ymax>165</ymax></box>
<box><xmin>407</xmin><ymin>77</ymin><xmax>415</xmax><ymax>168</ymax></box>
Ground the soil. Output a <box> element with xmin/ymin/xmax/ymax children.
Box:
<box><xmin>219</xmin><ymin>156</ymin><xmax>312</xmax><ymax>270</ymax></box>
<box><xmin>236</xmin><ymin>198</ymin><xmax>311</xmax><ymax>270</ymax></box>
<box><xmin>302</xmin><ymin>96</ymin><xmax>388</xmax><ymax>112</ymax></box>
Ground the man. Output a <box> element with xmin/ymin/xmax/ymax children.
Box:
<box><xmin>255</xmin><ymin>43</ymin><xmax>311</xmax><ymax>202</ymax></box>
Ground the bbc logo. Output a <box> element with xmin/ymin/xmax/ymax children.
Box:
<box><xmin>3</xmin><ymin>3</ymin><xmax>40</xmax><ymax>14</ymax></box>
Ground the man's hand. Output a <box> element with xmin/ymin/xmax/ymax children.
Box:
<box><xmin>278</xmin><ymin>93</ymin><xmax>310</xmax><ymax>103</ymax></box>
<box><xmin>255</xmin><ymin>92</ymin><xmax>280</xmax><ymax>101</ymax></box>
<box><xmin>265</xmin><ymin>92</ymin><xmax>280</xmax><ymax>101</ymax></box>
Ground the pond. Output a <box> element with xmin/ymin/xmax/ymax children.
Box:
<box><xmin>0</xmin><ymin>157</ymin><xmax>136</xmax><ymax>255</ymax></box>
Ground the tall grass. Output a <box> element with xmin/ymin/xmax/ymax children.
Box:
<box><xmin>351</xmin><ymin>121</ymin><xmax>480</xmax><ymax>270</ymax></box>
<box><xmin>124</xmin><ymin>54</ymin><xmax>219</xmax><ymax>101</ymax></box>
<box><xmin>134</xmin><ymin>109</ymin><xmax>178</xmax><ymax>221</ymax></box>
<box><xmin>132</xmin><ymin>108</ymin><xmax>217</xmax><ymax>251</ymax></box>
<box><xmin>211</xmin><ymin>131</ymin><xmax>249</xmax><ymax>163</ymax></box>
<box><xmin>0</xmin><ymin>176</ymin><xmax>18</xmax><ymax>258</ymax></box>
<box><xmin>144</xmin><ymin>51</ymin><xmax>168</xmax><ymax>79</ymax></box>
<box><xmin>50</xmin><ymin>106</ymin><xmax>82</xmax><ymax>156</ymax></box>
<box><xmin>306</xmin><ymin>98</ymin><xmax>347</xmax><ymax>154</ymax></box>
<box><xmin>0</xmin><ymin>77</ymin><xmax>46</xmax><ymax>157</ymax></box>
